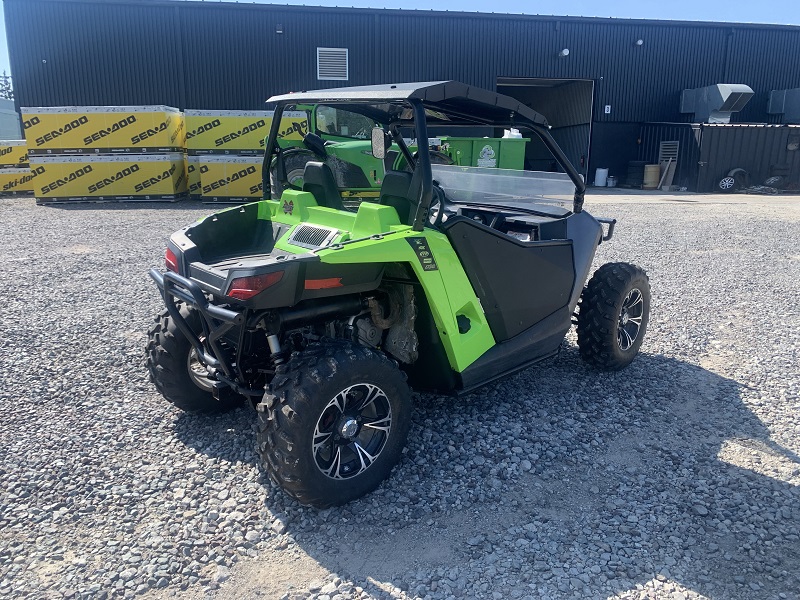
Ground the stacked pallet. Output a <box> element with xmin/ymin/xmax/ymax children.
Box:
<box><xmin>0</xmin><ymin>140</ymin><xmax>33</xmax><ymax>195</ymax></box>
<box><xmin>21</xmin><ymin>106</ymin><xmax>187</xmax><ymax>203</ymax></box>
<box><xmin>185</xmin><ymin>110</ymin><xmax>306</xmax><ymax>203</ymax></box>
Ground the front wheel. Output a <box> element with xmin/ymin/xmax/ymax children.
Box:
<box><xmin>576</xmin><ymin>263</ymin><xmax>651</xmax><ymax>370</ymax></box>
<box><xmin>257</xmin><ymin>341</ymin><xmax>412</xmax><ymax>508</ymax></box>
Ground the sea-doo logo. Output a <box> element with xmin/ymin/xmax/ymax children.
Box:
<box><xmin>34</xmin><ymin>116</ymin><xmax>90</xmax><ymax>147</ymax></box>
<box><xmin>131</xmin><ymin>116</ymin><xmax>172</xmax><ymax>145</ymax></box>
<box><xmin>83</xmin><ymin>115</ymin><xmax>137</xmax><ymax>146</ymax></box>
<box><xmin>186</xmin><ymin>119</ymin><xmax>221</xmax><ymax>140</ymax></box>
<box><xmin>87</xmin><ymin>164</ymin><xmax>140</xmax><ymax>193</ymax></box>
<box><xmin>214</xmin><ymin>120</ymin><xmax>266</xmax><ymax>147</ymax></box>
<box><xmin>134</xmin><ymin>163</ymin><xmax>177</xmax><ymax>193</ymax></box>
<box><xmin>249</xmin><ymin>181</ymin><xmax>263</xmax><ymax>195</ymax></box>
<box><xmin>40</xmin><ymin>164</ymin><xmax>93</xmax><ymax>194</ymax></box>
<box><xmin>276</xmin><ymin>120</ymin><xmax>309</xmax><ymax>141</ymax></box>
<box><xmin>200</xmin><ymin>165</ymin><xmax>257</xmax><ymax>194</ymax></box>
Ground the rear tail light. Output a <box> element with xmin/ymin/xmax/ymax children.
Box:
<box><xmin>165</xmin><ymin>247</ymin><xmax>179</xmax><ymax>272</ymax></box>
<box><xmin>227</xmin><ymin>272</ymin><xmax>284</xmax><ymax>300</ymax></box>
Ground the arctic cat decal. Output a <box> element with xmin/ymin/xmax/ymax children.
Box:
<box><xmin>406</xmin><ymin>237</ymin><xmax>438</xmax><ymax>271</ymax></box>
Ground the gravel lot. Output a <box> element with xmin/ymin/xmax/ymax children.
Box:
<box><xmin>0</xmin><ymin>193</ymin><xmax>798</xmax><ymax>600</ymax></box>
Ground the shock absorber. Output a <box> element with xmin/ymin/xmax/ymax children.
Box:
<box><xmin>266</xmin><ymin>334</ymin><xmax>285</xmax><ymax>366</ymax></box>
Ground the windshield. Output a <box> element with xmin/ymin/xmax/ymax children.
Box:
<box><xmin>432</xmin><ymin>164</ymin><xmax>575</xmax><ymax>210</ymax></box>
<box><xmin>316</xmin><ymin>106</ymin><xmax>377</xmax><ymax>140</ymax></box>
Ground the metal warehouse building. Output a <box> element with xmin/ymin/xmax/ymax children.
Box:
<box><xmin>5</xmin><ymin>0</ymin><xmax>800</xmax><ymax>190</ymax></box>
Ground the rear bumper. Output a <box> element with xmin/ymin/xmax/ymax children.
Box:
<box><xmin>149</xmin><ymin>269</ymin><xmax>261</xmax><ymax>397</ymax></box>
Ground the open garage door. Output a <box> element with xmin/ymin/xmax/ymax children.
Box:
<box><xmin>497</xmin><ymin>78</ymin><xmax>594</xmax><ymax>179</ymax></box>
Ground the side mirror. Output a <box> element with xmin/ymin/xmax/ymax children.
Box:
<box><xmin>371</xmin><ymin>127</ymin><xmax>387</xmax><ymax>159</ymax></box>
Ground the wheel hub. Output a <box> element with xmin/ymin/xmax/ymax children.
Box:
<box><xmin>338</xmin><ymin>417</ymin><xmax>360</xmax><ymax>439</ymax></box>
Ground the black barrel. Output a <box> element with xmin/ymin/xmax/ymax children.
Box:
<box><xmin>626</xmin><ymin>161</ymin><xmax>647</xmax><ymax>187</ymax></box>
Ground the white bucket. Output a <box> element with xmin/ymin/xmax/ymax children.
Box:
<box><xmin>594</xmin><ymin>167</ymin><xmax>609</xmax><ymax>187</ymax></box>
<box><xmin>607</xmin><ymin>175</ymin><xmax>617</xmax><ymax>187</ymax></box>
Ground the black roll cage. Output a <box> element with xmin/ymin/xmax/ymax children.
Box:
<box><xmin>263</xmin><ymin>97</ymin><xmax>586</xmax><ymax>232</ymax></box>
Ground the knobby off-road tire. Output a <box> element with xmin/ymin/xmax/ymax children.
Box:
<box><xmin>257</xmin><ymin>341</ymin><xmax>412</xmax><ymax>508</ymax></box>
<box><xmin>146</xmin><ymin>304</ymin><xmax>242</xmax><ymax>414</ymax></box>
<box><xmin>577</xmin><ymin>262</ymin><xmax>651</xmax><ymax>370</ymax></box>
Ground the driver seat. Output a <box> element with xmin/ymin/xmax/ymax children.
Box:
<box><xmin>302</xmin><ymin>162</ymin><xmax>344</xmax><ymax>211</ymax></box>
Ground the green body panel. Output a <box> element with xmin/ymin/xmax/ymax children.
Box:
<box><xmin>255</xmin><ymin>191</ymin><xmax>495</xmax><ymax>372</ymax></box>
<box><xmin>318</xmin><ymin>231</ymin><xmax>496</xmax><ymax>372</ymax></box>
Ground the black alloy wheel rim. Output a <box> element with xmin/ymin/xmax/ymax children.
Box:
<box><xmin>312</xmin><ymin>383</ymin><xmax>392</xmax><ymax>480</ymax></box>
<box><xmin>618</xmin><ymin>288</ymin><xmax>645</xmax><ymax>351</ymax></box>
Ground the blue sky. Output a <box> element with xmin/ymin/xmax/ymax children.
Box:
<box><xmin>3</xmin><ymin>0</ymin><xmax>800</xmax><ymax>76</ymax></box>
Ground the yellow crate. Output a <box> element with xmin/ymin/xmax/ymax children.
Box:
<box><xmin>0</xmin><ymin>168</ymin><xmax>34</xmax><ymax>194</ymax></box>
<box><xmin>186</xmin><ymin>154</ymin><xmax>202</xmax><ymax>197</ymax></box>
<box><xmin>0</xmin><ymin>140</ymin><xmax>29</xmax><ymax>167</ymax></box>
<box><xmin>21</xmin><ymin>106</ymin><xmax>185</xmax><ymax>155</ymax></box>
<box><xmin>185</xmin><ymin>110</ymin><xmax>307</xmax><ymax>154</ymax></box>
<box><xmin>199</xmin><ymin>155</ymin><xmax>263</xmax><ymax>201</ymax></box>
<box><xmin>30</xmin><ymin>153</ymin><xmax>187</xmax><ymax>201</ymax></box>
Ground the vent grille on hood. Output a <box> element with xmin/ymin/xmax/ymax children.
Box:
<box><xmin>288</xmin><ymin>224</ymin><xmax>339</xmax><ymax>249</ymax></box>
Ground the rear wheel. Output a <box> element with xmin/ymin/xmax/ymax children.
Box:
<box><xmin>577</xmin><ymin>263</ymin><xmax>650</xmax><ymax>370</ymax></box>
<box><xmin>146</xmin><ymin>304</ymin><xmax>242</xmax><ymax>413</ymax></box>
<box><xmin>257</xmin><ymin>341</ymin><xmax>412</xmax><ymax>508</ymax></box>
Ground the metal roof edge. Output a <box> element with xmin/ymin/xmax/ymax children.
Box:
<box><xmin>7</xmin><ymin>0</ymin><xmax>800</xmax><ymax>33</ymax></box>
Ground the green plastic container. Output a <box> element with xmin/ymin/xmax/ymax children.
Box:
<box><xmin>440</xmin><ymin>137</ymin><xmax>528</xmax><ymax>170</ymax></box>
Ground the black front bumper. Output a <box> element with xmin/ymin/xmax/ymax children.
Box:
<box><xmin>149</xmin><ymin>269</ymin><xmax>262</xmax><ymax>398</ymax></box>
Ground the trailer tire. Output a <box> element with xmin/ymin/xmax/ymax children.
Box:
<box><xmin>257</xmin><ymin>341</ymin><xmax>411</xmax><ymax>508</ymax></box>
<box><xmin>146</xmin><ymin>305</ymin><xmax>242</xmax><ymax>414</ymax></box>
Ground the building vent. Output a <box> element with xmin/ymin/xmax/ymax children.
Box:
<box><xmin>680</xmin><ymin>84</ymin><xmax>754</xmax><ymax>123</ymax></box>
<box><xmin>317</xmin><ymin>48</ymin><xmax>349</xmax><ymax>81</ymax></box>
<box><xmin>768</xmin><ymin>88</ymin><xmax>800</xmax><ymax>124</ymax></box>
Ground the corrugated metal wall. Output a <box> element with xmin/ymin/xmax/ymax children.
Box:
<box><xmin>6</xmin><ymin>0</ymin><xmax>800</xmax><ymax>123</ymax></box>
<box><xmin>696</xmin><ymin>124</ymin><xmax>800</xmax><ymax>192</ymax></box>
<box><xmin>636</xmin><ymin>123</ymin><xmax>800</xmax><ymax>192</ymax></box>
<box><xmin>638</xmin><ymin>123</ymin><xmax>701</xmax><ymax>190</ymax></box>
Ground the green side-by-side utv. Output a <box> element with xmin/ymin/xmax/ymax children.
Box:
<box><xmin>147</xmin><ymin>81</ymin><xmax>650</xmax><ymax>508</ymax></box>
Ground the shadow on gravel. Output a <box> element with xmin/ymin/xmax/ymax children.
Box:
<box><xmin>174</xmin><ymin>350</ymin><xmax>800</xmax><ymax>599</ymax></box>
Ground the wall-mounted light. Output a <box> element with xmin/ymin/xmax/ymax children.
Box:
<box><xmin>635</xmin><ymin>39</ymin><xmax>644</xmax><ymax>46</ymax></box>
<box><xmin>558</xmin><ymin>48</ymin><xmax>570</xmax><ymax>58</ymax></box>
<box><xmin>276</xmin><ymin>23</ymin><xmax>284</xmax><ymax>34</ymax></box>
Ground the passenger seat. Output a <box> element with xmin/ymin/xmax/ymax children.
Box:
<box><xmin>302</xmin><ymin>161</ymin><xmax>344</xmax><ymax>211</ymax></box>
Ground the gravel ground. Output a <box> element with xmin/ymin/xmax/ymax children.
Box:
<box><xmin>0</xmin><ymin>194</ymin><xmax>798</xmax><ymax>600</ymax></box>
